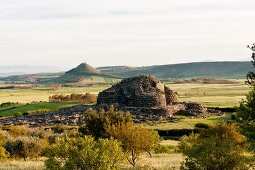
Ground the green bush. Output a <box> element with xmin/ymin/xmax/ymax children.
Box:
<box><xmin>25</xmin><ymin>109</ymin><xmax>53</xmax><ymax>115</ymax></box>
<box><xmin>107</xmin><ymin>123</ymin><xmax>159</xmax><ymax>166</ymax></box>
<box><xmin>194</xmin><ymin>123</ymin><xmax>210</xmax><ymax>129</ymax></box>
<box><xmin>44</xmin><ymin>135</ymin><xmax>124</xmax><ymax>170</ymax></box>
<box><xmin>0</xmin><ymin>130</ymin><xmax>9</xmax><ymax>161</ymax></box>
<box><xmin>154</xmin><ymin>144</ymin><xmax>176</xmax><ymax>154</ymax></box>
<box><xmin>0</xmin><ymin>102</ymin><xmax>18</xmax><ymax>107</ymax></box>
<box><xmin>236</xmin><ymin>89</ymin><xmax>255</xmax><ymax>122</ymax></box>
<box><xmin>80</xmin><ymin>106</ymin><xmax>159</xmax><ymax>166</ymax></box>
<box><xmin>179</xmin><ymin>123</ymin><xmax>249</xmax><ymax>170</ymax></box>
<box><xmin>80</xmin><ymin>106</ymin><xmax>133</xmax><ymax>139</ymax></box>
<box><xmin>5</xmin><ymin>137</ymin><xmax>47</xmax><ymax>161</ymax></box>
<box><xmin>14</xmin><ymin>112</ymin><xmax>23</xmax><ymax>117</ymax></box>
<box><xmin>51</xmin><ymin>126</ymin><xmax>70</xmax><ymax>134</ymax></box>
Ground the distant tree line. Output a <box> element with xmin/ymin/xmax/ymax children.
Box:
<box><xmin>49</xmin><ymin>93</ymin><xmax>97</xmax><ymax>104</ymax></box>
<box><xmin>0</xmin><ymin>102</ymin><xmax>19</xmax><ymax>107</ymax></box>
<box><xmin>0</xmin><ymin>86</ymin><xmax>15</xmax><ymax>89</ymax></box>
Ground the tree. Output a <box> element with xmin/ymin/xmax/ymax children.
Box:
<box><xmin>80</xmin><ymin>106</ymin><xmax>159</xmax><ymax>166</ymax></box>
<box><xmin>179</xmin><ymin>123</ymin><xmax>248</xmax><ymax>170</ymax></box>
<box><xmin>236</xmin><ymin>88</ymin><xmax>255</xmax><ymax>150</ymax></box>
<box><xmin>0</xmin><ymin>130</ymin><xmax>9</xmax><ymax>161</ymax></box>
<box><xmin>236</xmin><ymin>89</ymin><xmax>255</xmax><ymax>121</ymax></box>
<box><xmin>236</xmin><ymin>44</ymin><xmax>255</xmax><ymax>150</ymax></box>
<box><xmin>106</xmin><ymin>123</ymin><xmax>159</xmax><ymax>166</ymax></box>
<box><xmin>44</xmin><ymin>135</ymin><xmax>124</xmax><ymax>170</ymax></box>
<box><xmin>79</xmin><ymin>106</ymin><xmax>132</xmax><ymax>139</ymax></box>
<box><xmin>246</xmin><ymin>43</ymin><xmax>255</xmax><ymax>86</ymax></box>
<box><xmin>5</xmin><ymin>137</ymin><xmax>47</xmax><ymax>161</ymax></box>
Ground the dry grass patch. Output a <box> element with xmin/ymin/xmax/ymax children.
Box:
<box><xmin>0</xmin><ymin>160</ymin><xmax>44</xmax><ymax>170</ymax></box>
<box><xmin>122</xmin><ymin>153</ymin><xmax>184</xmax><ymax>170</ymax></box>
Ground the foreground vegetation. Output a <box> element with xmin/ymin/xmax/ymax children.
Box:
<box><xmin>0</xmin><ymin>108</ymin><xmax>167</xmax><ymax>169</ymax></box>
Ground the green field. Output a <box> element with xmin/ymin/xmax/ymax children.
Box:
<box><xmin>166</xmin><ymin>82</ymin><xmax>249</xmax><ymax>107</ymax></box>
<box><xmin>0</xmin><ymin>102</ymin><xmax>80</xmax><ymax>117</ymax></box>
<box><xmin>0</xmin><ymin>82</ymin><xmax>249</xmax><ymax>107</ymax></box>
<box><xmin>146</xmin><ymin>112</ymin><xmax>232</xmax><ymax>130</ymax></box>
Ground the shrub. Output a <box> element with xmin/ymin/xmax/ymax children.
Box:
<box><xmin>154</xmin><ymin>144</ymin><xmax>176</xmax><ymax>154</ymax></box>
<box><xmin>157</xmin><ymin>129</ymin><xmax>200</xmax><ymax>137</ymax></box>
<box><xmin>44</xmin><ymin>136</ymin><xmax>124</xmax><ymax>170</ymax></box>
<box><xmin>48</xmin><ymin>134</ymin><xmax>63</xmax><ymax>145</ymax></box>
<box><xmin>80</xmin><ymin>106</ymin><xmax>133</xmax><ymax>139</ymax></box>
<box><xmin>0</xmin><ymin>102</ymin><xmax>18</xmax><ymax>107</ymax></box>
<box><xmin>5</xmin><ymin>136</ymin><xmax>47</xmax><ymax>161</ymax></box>
<box><xmin>51</xmin><ymin>126</ymin><xmax>66</xmax><ymax>134</ymax></box>
<box><xmin>107</xmin><ymin>123</ymin><xmax>159</xmax><ymax>166</ymax></box>
<box><xmin>14</xmin><ymin>112</ymin><xmax>23</xmax><ymax>117</ymax></box>
<box><xmin>81</xmin><ymin>106</ymin><xmax>159</xmax><ymax>166</ymax></box>
<box><xmin>29</xmin><ymin>128</ymin><xmax>53</xmax><ymax>139</ymax></box>
<box><xmin>49</xmin><ymin>93</ymin><xmax>97</xmax><ymax>104</ymax></box>
<box><xmin>179</xmin><ymin>123</ymin><xmax>249</xmax><ymax>170</ymax></box>
<box><xmin>236</xmin><ymin>89</ymin><xmax>255</xmax><ymax>122</ymax></box>
<box><xmin>9</xmin><ymin>126</ymin><xmax>29</xmax><ymax>137</ymax></box>
<box><xmin>231</xmin><ymin>113</ymin><xmax>237</xmax><ymax>120</ymax></box>
<box><xmin>0</xmin><ymin>130</ymin><xmax>9</xmax><ymax>161</ymax></box>
<box><xmin>194</xmin><ymin>123</ymin><xmax>210</xmax><ymax>129</ymax></box>
<box><xmin>26</xmin><ymin>109</ymin><xmax>52</xmax><ymax>115</ymax></box>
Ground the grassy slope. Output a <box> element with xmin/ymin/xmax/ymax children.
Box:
<box><xmin>167</xmin><ymin>82</ymin><xmax>249</xmax><ymax>107</ymax></box>
<box><xmin>98</xmin><ymin>61</ymin><xmax>253</xmax><ymax>79</ymax></box>
<box><xmin>146</xmin><ymin>112</ymin><xmax>232</xmax><ymax>130</ymax></box>
<box><xmin>0</xmin><ymin>102</ymin><xmax>80</xmax><ymax>117</ymax></box>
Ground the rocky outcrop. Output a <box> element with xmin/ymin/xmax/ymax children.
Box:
<box><xmin>0</xmin><ymin>105</ymin><xmax>88</xmax><ymax>127</ymax></box>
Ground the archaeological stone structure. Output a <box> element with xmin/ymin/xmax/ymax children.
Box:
<box><xmin>97</xmin><ymin>75</ymin><xmax>178</xmax><ymax>107</ymax></box>
<box><xmin>97</xmin><ymin>75</ymin><xmax>215</xmax><ymax>118</ymax></box>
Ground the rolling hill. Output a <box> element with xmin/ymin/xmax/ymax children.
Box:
<box><xmin>53</xmin><ymin>63</ymin><xmax>120</xmax><ymax>84</ymax></box>
<box><xmin>1</xmin><ymin>61</ymin><xmax>253</xmax><ymax>83</ymax></box>
<box><xmin>0</xmin><ymin>72</ymin><xmax>64</xmax><ymax>83</ymax></box>
<box><xmin>97</xmin><ymin>61</ymin><xmax>253</xmax><ymax>79</ymax></box>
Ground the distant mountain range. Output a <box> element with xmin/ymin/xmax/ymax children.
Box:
<box><xmin>0</xmin><ymin>61</ymin><xmax>254</xmax><ymax>83</ymax></box>
<box><xmin>0</xmin><ymin>65</ymin><xmax>67</xmax><ymax>75</ymax></box>
<box><xmin>97</xmin><ymin>61</ymin><xmax>254</xmax><ymax>79</ymax></box>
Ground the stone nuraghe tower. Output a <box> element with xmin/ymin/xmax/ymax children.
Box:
<box><xmin>97</xmin><ymin>75</ymin><xmax>178</xmax><ymax>107</ymax></box>
<box><xmin>97</xmin><ymin>75</ymin><xmax>208</xmax><ymax>117</ymax></box>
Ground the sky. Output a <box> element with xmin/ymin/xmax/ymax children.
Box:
<box><xmin>0</xmin><ymin>0</ymin><xmax>255</xmax><ymax>68</ymax></box>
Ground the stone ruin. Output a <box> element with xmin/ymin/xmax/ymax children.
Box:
<box><xmin>97</xmin><ymin>75</ymin><xmax>178</xmax><ymax>107</ymax></box>
<box><xmin>0</xmin><ymin>105</ymin><xmax>88</xmax><ymax>127</ymax></box>
<box><xmin>97</xmin><ymin>75</ymin><xmax>218</xmax><ymax>119</ymax></box>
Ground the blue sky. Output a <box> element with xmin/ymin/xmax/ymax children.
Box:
<box><xmin>0</xmin><ymin>0</ymin><xmax>254</xmax><ymax>67</ymax></box>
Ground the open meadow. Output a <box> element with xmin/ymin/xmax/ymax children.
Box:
<box><xmin>0</xmin><ymin>81</ymin><xmax>249</xmax><ymax>108</ymax></box>
<box><xmin>166</xmin><ymin>81</ymin><xmax>249</xmax><ymax>107</ymax></box>
<box><xmin>0</xmin><ymin>85</ymin><xmax>108</xmax><ymax>104</ymax></box>
<box><xmin>0</xmin><ymin>102</ymin><xmax>80</xmax><ymax>117</ymax></box>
